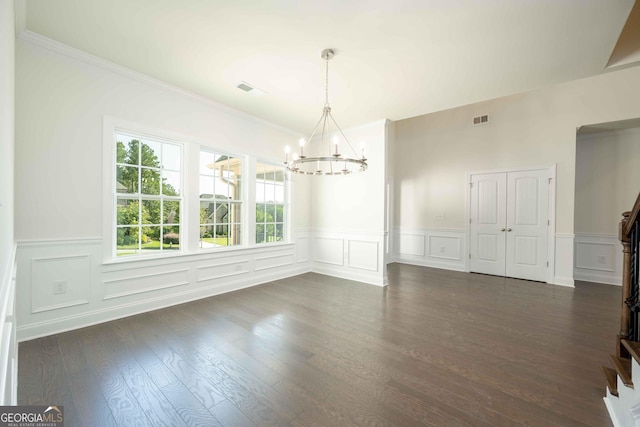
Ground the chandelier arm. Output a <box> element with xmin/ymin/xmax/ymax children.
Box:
<box><xmin>327</xmin><ymin>112</ymin><xmax>360</xmax><ymax>157</ymax></box>
<box><xmin>305</xmin><ymin>112</ymin><xmax>327</xmax><ymax>148</ymax></box>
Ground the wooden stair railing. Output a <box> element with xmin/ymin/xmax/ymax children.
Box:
<box><xmin>604</xmin><ymin>192</ymin><xmax>640</xmax><ymax>400</ymax></box>
<box><xmin>618</xmin><ymin>191</ymin><xmax>640</xmax><ymax>354</ymax></box>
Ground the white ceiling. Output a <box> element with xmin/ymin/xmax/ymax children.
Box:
<box><xmin>20</xmin><ymin>0</ymin><xmax>635</xmax><ymax>134</ymax></box>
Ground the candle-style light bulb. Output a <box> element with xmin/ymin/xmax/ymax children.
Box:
<box><xmin>360</xmin><ymin>141</ymin><xmax>366</xmax><ymax>159</ymax></box>
<box><xmin>333</xmin><ymin>136</ymin><xmax>339</xmax><ymax>156</ymax></box>
<box><xmin>284</xmin><ymin>145</ymin><xmax>290</xmax><ymax>164</ymax></box>
<box><xmin>299</xmin><ymin>138</ymin><xmax>305</xmax><ymax>158</ymax></box>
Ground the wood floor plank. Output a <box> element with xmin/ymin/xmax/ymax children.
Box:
<box><xmin>18</xmin><ymin>264</ymin><xmax>618</xmax><ymax>427</ymax></box>
<box><xmin>159</xmin><ymin>379</ymin><xmax>224</xmax><ymax>426</ymax></box>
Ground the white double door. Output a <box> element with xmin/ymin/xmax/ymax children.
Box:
<box><xmin>469</xmin><ymin>169</ymin><xmax>549</xmax><ymax>282</ymax></box>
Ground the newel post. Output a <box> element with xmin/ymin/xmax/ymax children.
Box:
<box><xmin>619</xmin><ymin>211</ymin><xmax>632</xmax><ymax>357</ymax></box>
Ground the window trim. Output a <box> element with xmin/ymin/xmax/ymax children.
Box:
<box><xmin>111</xmin><ymin>130</ymin><xmax>185</xmax><ymax>259</ymax></box>
<box><xmin>198</xmin><ymin>147</ymin><xmax>245</xmax><ymax>251</ymax></box>
<box><xmin>254</xmin><ymin>160</ymin><xmax>288</xmax><ymax>245</ymax></box>
<box><xmin>102</xmin><ymin>116</ymin><xmax>293</xmax><ymax>264</ymax></box>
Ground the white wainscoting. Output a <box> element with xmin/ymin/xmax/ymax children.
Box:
<box><xmin>553</xmin><ymin>233</ymin><xmax>575</xmax><ymax>287</ymax></box>
<box><xmin>0</xmin><ymin>245</ymin><xmax>17</xmax><ymax>405</ymax></box>
<box><xmin>393</xmin><ymin>228</ymin><xmax>575</xmax><ymax>287</ymax></box>
<box><xmin>16</xmin><ymin>237</ymin><xmax>310</xmax><ymax>341</ymax></box>
<box><xmin>393</xmin><ymin>227</ymin><xmax>466</xmax><ymax>272</ymax></box>
<box><xmin>574</xmin><ymin>233</ymin><xmax>622</xmax><ymax>286</ymax></box>
<box><xmin>310</xmin><ymin>229</ymin><xmax>387</xmax><ymax>286</ymax></box>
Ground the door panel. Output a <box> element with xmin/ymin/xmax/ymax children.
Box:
<box><xmin>470</xmin><ymin>169</ymin><xmax>549</xmax><ymax>282</ymax></box>
<box><xmin>470</xmin><ymin>173</ymin><xmax>506</xmax><ymax>276</ymax></box>
<box><xmin>505</xmin><ymin>170</ymin><xmax>548</xmax><ymax>281</ymax></box>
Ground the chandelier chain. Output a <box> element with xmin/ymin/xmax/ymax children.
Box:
<box><xmin>325</xmin><ymin>57</ymin><xmax>329</xmax><ymax>106</ymax></box>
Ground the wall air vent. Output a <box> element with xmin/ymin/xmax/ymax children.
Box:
<box><xmin>473</xmin><ymin>114</ymin><xmax>489</xmax><ymax>125</ymax></box>
<box><xmin>236</xmin><ymin>81</ymin><xmax>266</xmax><ymax>96</ymax></box>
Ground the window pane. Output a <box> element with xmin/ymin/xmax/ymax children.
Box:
<box><xmin>162</xmin><ymin>144</ymin><xmax>181</xmax><ymax>170</ymax></box>
<box><xmin>255</xmin><ymin>180</ymin><xmax>266</xmax><ymax>203</ymax></box>
<box><xmin>163</xmin><ymin>227</ymin><xmax>180</xmax><ymax>251</ymax></box>
<box><xmin>117</xmin><ymin>199</ymin><xmax>139</xmax><ymax>225</ymax></box>
<box><xmin>230</xmin><ymin>224</ymin><xmax>241</xmax><ymax>246</ymax></box>
<box><xmin>117</xmin><ymin>165</ymin><xmax>138</xmax><ymax>194</ymax></box>
<box><xmin>200</xmin><ymin>151</ymin><xmax>215</xmax><ymax>175</ymax></box>
<box><xmin>116</xmin><ymin>141</ymin><xmax>128</xmax><ymax>163</ymax></box>
<box><xmin>266</xmin><ymin>204</ymin><xmax>276</xmax><ymax>222</ymax></box>
<box><xmin>274</xmin><ymin>183</ymin><xmax>285</xmax><ymax>203</ymax></box>
<box><xmin>276</xmin><ymin>224</ymin><xmax>284</xmax><ymax>241</ymax></box>
<box><xmin>143</xmin><ymin>225</ymin><xmax>161</xmax><ymax>249</ymax></box>
<box><xmin>199</xmin><ymin>176</ymin><xmax>214</xmax><ymax>198</ymax></box>
<box><xmin>116</xmin><ymin>137</ymin><xmax>139</xmax><ymax>165</ymax></box>
<box><xmin>164</xmin><ymin>201</ymin><xmax>180</xmax><ymax>224</ymax></box>
<box><xmin>142</xmin><ymin>200</ymin><xmax>160</xmax><ymax>224</ymax></box>
<box><xmin>116</xmin><ymin>226</ymin><xmax>139</xmax><ymax>256</ymax></box>
<box><xmin>256</xmin><ymin>224</ymin><xmax>265</xmax><ymax>244</ymax></box>
<box><xmin>275</xmin><ymin>204</ymin><xmax>284</xmax><ymax>222</ymax></box>
<box><xmin>229</xmin><ymin>202</ymin><xmax>241</xmax><ymax>223</ymax></box>
<box><xmin>266</xmin><ymin>223</ymin><xmax>276</xmax><ymax>243</ymax></box>
<box><xmin>265</xmin><ymin>183</ymin><xmax>275</xmax><ymax>203</ymax></box>
<box><xmin>141</xmin><ymin>140</ymin><xmax>161</xmax><ymax>167</ymax></box>
<box><xmin>141</xmin><ymin>168</ymin><xmax>160</xmax><ymax>195</ymax></box>
<box><xmin>162</xmin><ymin>170</ymin><xmax>181</xmax><ymax>196</ymax></box>
<box><xmin>215</xmin><ymin>202</ymin><xmax>229</xmax><ymax>224</ymax></box>
<box><xmin>200</xmin><ymin>201</ymin><xmax>215</xmax><ymax>224</ymax></box>
<box><xmin>256</xmin><ymin>204</ymin><xmax>266</xmax><ymax>223</ymax></box>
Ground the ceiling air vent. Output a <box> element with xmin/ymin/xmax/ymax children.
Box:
<box><xmin>473</xmin><ymin>114</ymin><xmax>489</xmax><ymax>125</ymax></box>
<box><xmin>236</xmin><ymin>81</ymin><xmax>266</xmax><ymax>96</ymax></box>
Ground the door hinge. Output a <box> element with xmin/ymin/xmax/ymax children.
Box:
<box><xmin>469</xmin><ymin>218</ymin><xmax>472</xmax><ymax>224</ymax></box>
<box><xmin>469</xmin><ymin>182</ymin><xmax>473</xmax><ymax>187</ymax></box>
<box><xmin>548</xmin><ymin>177</ymin><xmax>552</xmax><ymax>184</ymax></box>
<box><xmin>469</xmin><ymin>253</ymin><xmax>471</xmax><ymax>259</ymax></box>
<box><xmin>547</xmin><ymin>219</ymin><xmax>550</xmax><ymax>226</ymax></box>
<box><xmin>546</xmin><ymin>261</ymin><xmax>549</xmax><ymax>267</ymax></box>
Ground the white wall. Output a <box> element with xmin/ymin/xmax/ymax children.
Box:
<box><xmin>573</xmin><ymin>127</ymin><xmax>640</xmax><ymax>285</ymax></box>
<box><xmin>308</xmin><ymin>120</ymin><xmax>389</xmax><ymax>285</ymax></box>
<box><xmin>14</xmin><ymin>33</ymin><xmax>312</xmax><ymax>340</ymax></box>
<box><xmin>575</xmin><ymin>127</ymin><xmax>640</xmax><ymax>235</ymax></box>
<box><xmin>0</xmin><ymin>0</ymin><xmax>15</xmax><ymax>295</ymax></box>
<box><xmin>0</xmin><ymin>0</ymin><xmax>17</xmax><ymax>406</ymax></box>
<box><xmin>393</xmin><ymin>64</ymin><xmax>640</xmax><ymax>284</ymax></box>
<box><xmin>15</xmin><ymin>33</ymin><xmax>304</xmax><ymax>241</ymax></box>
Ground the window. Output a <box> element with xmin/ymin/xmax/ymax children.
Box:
<box><xmin>114</xmin><ymin>132</ymin><xmax>182</xmax><ymax>257</ymax></box>
<box><xmin>255</xmin><ymin>162</ymin><xmax>286</xmax><ymax>244</ymax></box>
<box><xmin>199</xmin><ymin>150</ymin><xmax>243</xmax><ymax>248</ymax></box>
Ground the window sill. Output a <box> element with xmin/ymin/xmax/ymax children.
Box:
<box><xmin>103</xmin><ymin>241</ymin><xmax>295</xmax><ymax>266</ymax></box>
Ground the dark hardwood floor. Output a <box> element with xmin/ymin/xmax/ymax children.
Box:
<box><xmin>18</xmin><ymin>263</ymin><xmax>620</xmax><ymax>426</ymax></box>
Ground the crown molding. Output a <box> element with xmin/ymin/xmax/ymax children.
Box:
<box><xmin>16</xmin><ymin>30</ymin><xmax>301</xmax><ymax>138</ymax></box>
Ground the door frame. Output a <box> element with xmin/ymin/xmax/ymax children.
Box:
<box><xmin>464</xmin><ymin>164</ymin><xmax>557</xmax><ymax>284</ymax></box>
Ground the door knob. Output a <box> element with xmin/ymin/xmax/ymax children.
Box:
<box><xmin>500</xmin><ymin>228</ymin><xmax>506</xmax><ymax>232</ymax></box>
<box><xmin>507</xmin><ymin>228</ymin><xmax>512</xmax><ymax>232</ymax></box>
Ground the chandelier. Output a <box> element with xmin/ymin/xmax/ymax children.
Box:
<box><xmin>284</xmin><ymin>49</ymin><xmax>367</xmax><ymax>175</ymax></box>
